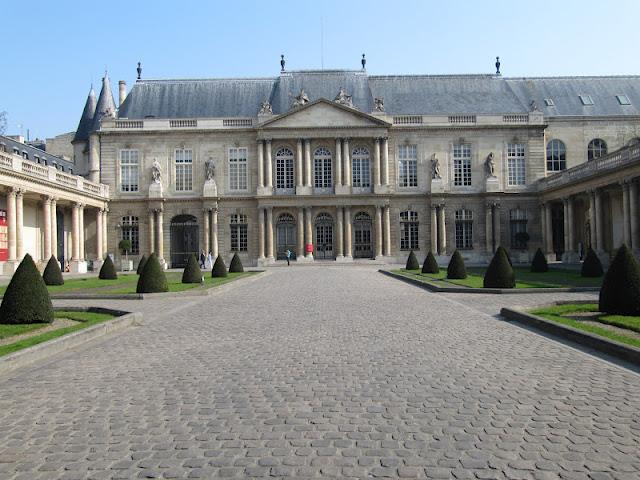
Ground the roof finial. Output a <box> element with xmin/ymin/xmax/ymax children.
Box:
<box><xmin>495</xmin><ymin>56</ymin><xmax>501</xmax><ymax>76</ymax></box>
<box><xmin>280</xmin><ymin>54</ymin><xmax>285</xmax><ymax>72</ymax></box>
<box><xmin>361</xmin><ymin>53</ymin><xmax>366</xmax><ymax>70</ymax></box>
<box><xmin>137</xmin><ymin>62</ymin><xmax>142</xmax><ymax>80</ymax></box>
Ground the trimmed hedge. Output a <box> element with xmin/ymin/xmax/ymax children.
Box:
<box><xmin>98</xmin><ymin>255</ymin><xmax>117</xmax><ymax>280</ymax></box>
<box><xmin>0</xmin><ymin>254</ymin><xmax>53</xmax><ymax>324</ymax></box>
<box><xmin>530</xmin><ymin>248</ymin><xmax>549</xmax><ymax>273</ymax></box>
<box><xmin>42</xmin><ymin>255</ymin><xmax>64</xmax><ymax>285</ymax></box>
<box><xmin>182</xmin><ymin>254</ymin><xmax>203</xmax><ymax>284</ymax></box>
<box><xmin>229</xmin><ymin>252</ymin><xmax>244</xmax><ymax>273</ymax></box>
<box><xmin>447</xmin><ymin>250</ymin><xmax>467</xmax><ymax>279</ymax></box>
<box><xmin>136</xmin><ymin>253</ymin><xmax>168</xmax><ymax>293</ymax></box>
<box><xmin>422</xmin><ymin>251</ymin><xmax>439</xmax><ymax>274</ymax></box>
<box><xmin>599</xmin><ymin>244</ymin><xmax>640</xmax><ymax>315</ymax></box>
<box><xmin>136</xmin><ymin>254</ymin><xmax>147</xmax><ymax>274</ymax></box>
<box><xmin>212</xmin><ymin>255</ymin><xmax>228</xmax><ymax>278</ymax></box>
<box><xmin>581</xmin><ymin>247</ymin><xmax>604</xmax><ymax>277</ymax></box>
<box><xmin>405</xmin><ymin>250</ymin><xmax>419</xmax><ymax>270</ymax></box>
<box><xmin>483</xmin><ymin>246</ymin><xmax>515</xmax><ymax>288</ymax></box>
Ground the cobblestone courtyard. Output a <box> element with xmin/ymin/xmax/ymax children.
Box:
<box><xmin>0</xmin><ymin>266</ymin><xmax>638</xmax><ymax>479</ymax></box>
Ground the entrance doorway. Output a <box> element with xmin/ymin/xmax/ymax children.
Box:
<box><xmin>353</xmin><ymin>212</ymin><xmax>373</xmax><ymax>258</ymax></box>
<box><xmin>170</xmin><ymin>214</ymin><xmax>199</xmax><ymax>268</ymax></box>
<box><xmin>276</xmin><ymin>213</ymin><xmax>297</xmax><ymax>260</ymax></box>
<box><xmin>315</xmin><ymin>213</ymin><xmax>334</xmax><ymax>259</ymax></box>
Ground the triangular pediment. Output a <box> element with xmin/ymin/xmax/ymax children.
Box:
<box><xmin>259</xmin><ymin>99</ymin><xmax>390</xmax><ymax>129</ymax></box>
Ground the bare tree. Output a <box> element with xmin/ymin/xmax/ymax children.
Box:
<box><xmin>0</xmin><ymin>111</ymin><xmax>7</xmax><ymax>135</ymax></box>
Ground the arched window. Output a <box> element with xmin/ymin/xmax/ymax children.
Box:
<box><xmin>455</xmin><ymin>209</ymin><xmax>473</xmax><ymax>249</ymax></box>
<box><xmin>230</xmin><ymin>214</ymin><xmax>248</xmax><ymax>252</ymax></box>
<box><xmin>400</xmin><ymin>210</ymin><xmax>419</xmax><ymax>250</ymax></box>
<box><xmin>509</xmin><ymin>209</ymin><xmax>528</xmax><ymax>249</ymax></box>
<box><xmin>587</xmin><ymin>139</ymin><xmax>607</xmax><ymax>160</ymax></box>
<box><xmin>546</xmin><ymin>140</ymin><xmax>566</xmax><ymax>171</ymax></box>
<box><xmin>275</xmin><ymin>147</ymin><xmax>294</xmax><ymax>190</ymax></box>
<box><xmin>627</xmin><ymin>137</ymin><xmax>640</xmax><ymax>147</ymax></box>
<box><xmin>121</xmin><ymin>216</ymin><xmax>139</xmax><ymax>255</ymax></box>
<box><xmin>314</xmin><ymin>147</ymin><xmax>332</xmax><ymax>189</ymax></box>
<box><xmin>352</xmin><ymin>147</ymin><xmax>371</xmax><ymax>188</ymax></box>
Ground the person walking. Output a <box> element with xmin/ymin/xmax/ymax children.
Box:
<box><xmin>199</xmin><ymin>250</ymin><xmax>206</xmax><ymax>268</ymax></box>
<box><xmin>207</xmin><ymin>251</ymin><xmax>213</xmax><ymax>269</ymax></box>
<box><xmin>285</xmin><ymin>249</ymin><xmax>292</xmax><ymax>266</ymax></box>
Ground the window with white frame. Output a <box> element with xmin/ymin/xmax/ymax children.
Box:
<box><xmin>398</xmin><ymin>144</ymin><xmax>418</xmax><ymax>187</ymax></box>
<box><xmin>587</xmin><ymin>139</ymin><xmax>607</xmax><ymax>161</ymax></box>
<box><xmin>455</xmin><ymin>209</ymin><xmax>473</xmax><ymax>249</ymax></box>
<box><xmin>228</xmin><ymin>147</ymin><xmax>248</xmax><ymax>190</ymax></box>
<box><xmin>230</xmin><ymin>214</ymin><xmax>248</xmax><ymax>251</ymax></box>
<box><xmin>175</xmin><ymin>148</ymin><xmax>193</xmax><ymax>191</ymax></box>
<box><xmin>453</xmin><ymin>144</ymin><xmax>472</xmax><ymax>186</ymax></box>
<box><xmin>352</xmin><ymin>147</ymin><xmax>370</xmax><ymax>188</ymax></box>
<box><xmin>120</xmin><ymin>215</ymin><xmax>140</xmax><ymax>255</ymax></box>
<box><xmin>120</xmin><ymin>149</ymin><xmax>139</xmax><ymax>192</ymax></box>
<box><xmin>314</xmin><ymin>147</ymin><xmax>332</xmax><ymax>188</ymax></box>
<box><xmin>400</xmin><ymin>210</ymin><xmax>419</xmax><ymax>250</ymax></box>
<box><xmin>546</xmin><ymin>139</ymin><xmax>566</xmax><ymax>171</ymax></box>
<box><xmin>509</xmin><ymin>209</ymin><xmax>528</xmax><ymax>249</ymax></box>
<box><xmin>507</xmin><ymin>143</ymin><xmax>526</xmax><ymax>186</ymax></box>
<box><xmin>275</xmin><ymin>147</ymin><xmax>294</xmax><ymax>189</ymax></box>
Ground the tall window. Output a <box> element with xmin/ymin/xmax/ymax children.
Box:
<box><xmin>230</xmin><ymin>214</ymin><xmax>248</xmax><ymax>251</ymax></box>
<box><xmin>510</xmin><ymin>209</ymin><xmax>528</xmax><ymax>249</ymax></box>
<box><xmin>352</xmin><ymin>147</ymin><xmax>371</xmax><ymax>188</ymax></box>
<box><xmin>229</xmin><ymin>147</ymin><xmax>248</xmax><ymax>190</ymax></box>
<box><xmin>314</xmin><ymin>147</ymin><xmax>332</xmax><ymax>188</ymax></box>
<box><xmin>121</xmin><ymin>216</ymin><xmax>139</xmax><ymax>255</ymax></box>
<box><xmin>507</xmin><ymin>143</ymin><xmax>526</xmax><ymax>186</ymax></box>
<box><xmin>546</xmin><ymin>140</ymin><xmax>566</xmax><ymax>171</ymax></box>
<box><xmin>175</xmin><ymin>148</ymin><xmax>193</xmax><ymax>191</ymax></box>
<box><xmin>400</xmin><ymin>210</ymin><xmax>419</xmax><ymax>250</ymax></box>
<box><xmin>398</xmin><ymin>144</ymin><xmax>418</xmax><ymax>187</ymax></box>
<box><xmin>455</xmin><ymin>209</ymin><xmax>473</xmax><ymax>249</ymax></box>
<box><xmin>120</xmin><ymin>149</ymin><xmax>139</xmax><ymax>192</ymax></box>
<box><xmin>587</xmin><ymin>139</ymin><xmax>607</xmax><ymax>161</ymax></box>
<box><xmin>453</xmin><ymin>144</ymin><xmax>472</xmax><ymax>186</ymax></box>
<box><xmin>275</xmin><ymin>147</ymin><xmax>294</xmax><ymax>190</ymax></box>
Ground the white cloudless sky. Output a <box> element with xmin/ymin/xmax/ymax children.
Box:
<box><xmin>2</xmin><ymin>0</ymin><xmax>639</xmax><ymax>139</ymax></box>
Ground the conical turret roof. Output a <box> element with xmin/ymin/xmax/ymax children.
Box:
<box><xmin>91</xmin><ymin>73</ymin><xmax>117</xmax><ymax>132</ymax></box>
<box><xmin>72</xmin><ymin>86</ymin><xmax>97</xmax><ymax>143</ymax></box>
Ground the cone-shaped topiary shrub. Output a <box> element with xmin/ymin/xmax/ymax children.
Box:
<box><xmin>483</xmin><ymin>246</ymin><xmax>515</xmax><ymax>288</ymax></box>
<box><xmin>229</xmin><ymin>252</ymin><xmax>244</xmax><ymax>273</ymax></box>
<box><xmin>405</xmin><ymin>250</ymin><xmax>419</xmax><ymax>270</ymax></box>
<box><xmin>599</xmin><ymin>244</ymin><xmax>640</xmax><ymax>315</ymax></box>
<box><xmin>98</xmin><ymin>255</ymin><xmax>117</xmax><ymax>280</ymax></box>
<box><xmin>136</xmin><ymin>254</ymin><xmax>147</xmax><ymax>274</ymax></box>
<box><xmin>182</xmin><ymin>254</ymin><xmax>202</xmax><ymax>284</ymax></box>
<box><xmin>530</xmin><ymin>248</ymin><xmax>549</xmax><ymax>273</ymax></box>
<box><xmin>212</xmin><ymin>255</ymin><xmax>228</xmax><ymax>278</ymax></box>
<box><xmin>136</xmin><ymin>253</ymin><xmax>168</xmax><ymax>293</ymax></box>
<box><xmin>42</xmin><ymin>255</ymin><xmax>64</xmax><ymax>285</ymax></box>
<box><xmin>422</xmin><ymin>251</ymin><xmax>439</xmax><ymax>274</ymax></box>
<box><xmin>0</xmin><ymin>254</ymin><xmax>53</xmax><ymax>324</ymax></box>
<box><xmin>447</xmin><ymin>250</ymin><xmax>467</xmax><ymax>279</ymax></box>
<box><xmin>581</xmin><ymin>247</ymin><xmax>604</xmax><ymax>277</ymax></box>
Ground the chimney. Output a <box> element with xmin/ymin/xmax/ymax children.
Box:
<box><xmin>118</xmin><ymin>80</ymin><xmax>127</xmax><ymax>107</ymax></box>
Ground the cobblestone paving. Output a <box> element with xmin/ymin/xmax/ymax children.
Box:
<box><xmin>0</xmin><ymin>266</ymin><xmax>638</xmax><ymax>479</ymax></box>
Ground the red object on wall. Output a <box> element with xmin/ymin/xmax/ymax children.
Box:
<box><xmin>305</xmin><ymin>243</ymin><xmax>313</xmax><ymax>253</ymax></box>
<box><xmin>0</xmin><ymin>209</ymin><xmax>7</xmax><ymax>261</ymax></box>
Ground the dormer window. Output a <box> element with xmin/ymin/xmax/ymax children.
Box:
<box><xmin>616</xmin><ymin>94</ymin><xmax>631</xmax><ymax>105</ymax></box>
<box><xmin>544</xmin><ymin>98</ymin><xmax>555</xmax><ymax>107</ymax></box>
<box><xmin>579</xmin><ymin>95</ymin><xmax>594</xmax><ymax>106</ymax></box>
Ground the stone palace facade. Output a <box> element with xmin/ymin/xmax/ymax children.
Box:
<box><xmin>2</xmin><ymin>60</ymin><xmax>640</xmax><ymax>272</ymax></box>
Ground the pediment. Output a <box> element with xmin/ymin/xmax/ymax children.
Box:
<box><xmin>259</xmin><ymin>99</ymin><xmax>390</xmax><ymax>129</ymax></box>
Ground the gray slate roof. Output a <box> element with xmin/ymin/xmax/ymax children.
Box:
<box><xmin>91</xmin><ymin>74</ymin><xmax>117</xmax><ymax>132</ymax></box>
<box><xmin>73</xmin><ymin>87</ymin><xmax>97</xmax><ymax>143</ymax></box>
<box><xmin>0</xmin><ymin>135</ymin><xmax>75</xmax><ymax>170</ymax></box>
<box><xmin>113</xmin><ymin>71</ymin><xmax>640</xmax><ymax>120</ymax></box>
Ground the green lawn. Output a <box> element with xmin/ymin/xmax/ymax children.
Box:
<box><xmin>529</xmin><ymin>303</ymin><xmax>640</xmax><ymax>349</ymax></box>
<box><xmin>395</xmin><ymin>266</ymin><xmax>602</xmax><ymax>289</ymax></box>
<box><xmin>107</xmin><ymin>271</ymin><xmax>255</xmax><ymax>294</ymax></box>
<box><xmin>0</xmin><ymin>310</ymin><xmax>114</xmax><ymax>357</ymax></box>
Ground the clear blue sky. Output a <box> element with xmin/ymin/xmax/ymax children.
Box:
<box><xmin>2</xmin><ymin>0</ymin><xmax>639</xmax><ymax>140</ymax></box>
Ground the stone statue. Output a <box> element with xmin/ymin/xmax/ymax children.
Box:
<box><xmin>431</xmin><ymin>154</ymin><xmax>441</xmax><ymax>179</ymax></box>
<box><xmin>485</xmin><ymin>152</ymin><xmax>496</xmax><ymax>177</ymax></box>
<box><xmin>259</xmin><ymin>101</ymin><xmax>272</xmax><ymax>115</ymax></box>
<box><xmin>293</xmin><ymin>89</ymin><xmax>309</xmax><ymax>107</ymax></box>
<box><xmin>151</xmin><ymin>158</ymin><xmax>162</xmax><ymax>183</ymax></box>
<box><xmin>374</xmin><ymin>97</ymin><xmax>385</xmax><ymax>112</ymax></box>
<box><xmin>334</xmin><ymin>87</ymin><xmax>353</xmax><ymax>107</ymax></box>
<box><xmin>205</xmin><ymin>158</ymin><xmax>216</xmax><ymax>181</ymax></box>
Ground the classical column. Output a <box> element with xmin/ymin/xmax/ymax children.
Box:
<box><xmin>485</xmin><ymin>203</ymin><xmax>493</xmax><ymax>253</ymax></box>
<box><xmin>381</xmin><ymin>137</ymin><xmax>389</xmax><ymax>186</ymax></box>
<box><xmin>296</xmin><ymin>139</ymin><xmax>304</xmax><ymax>188</ymax></box>
<box><xmin>16</xmin><ymin>189</ymin><xmax>24</xmax><ymax>260</ymax></box>
<box><xmin>438</xmin><ymin>205</ymin><xmax>446</xmax><ymax>255</ymax></box>
<box><xmin>297</xmin><ymin>207</ymin><xmax>304</xmax><ymax>257</ymax></box>
<box><xmin>336</xmin><ymin>207</ymin><xmax>344</xmax><ymax>259</ymax></box>
<box><xmin>258</xmin><ymin>208</ymin><xmax>265</xmax><ymax>260</ymax></box>
<box><xmin>156</xmin><ymin>208</ymin><xmax>164</xmax><ymax>262</ymax></box>
<box><xmin>545</xmin><ymin>202</ymin><xmax>553</xmax><ymax>254</ymax></box>
<box><xmin>305</xmin><ymin>207</ymin><xmax>313</xmax><ymax>259</ymax></box>
<box><xmin>266</xmin><ymin>207</ymin><xmax>274</xmax><ymax>260</ymax></box>
<box><xmin>383</xmin><ymin>205</ymin><xmax>391</xmax><ymax>256</ymax></box>
<box><xmin>344</xmin><ymin>206</ymin><xmax>353</xmax><ymax>258</ymax></box>
<box><xmin>493</xmin><ymin>204</ymin><xmax>501</xmax><ymax>250</ymax></box>
<box><xmin>343</xmin><ymin>138</ymin><xmax>351</xmax><ymax>186</ymax></box>
<box><xmin>335</xmin><ymin>138</ymin><xmax>343</xmax><ymax>187</ymax></box>
<box><xmin>375</xmin><ymin>205</ymin><xmax>383</xmax><ymax>258</ymax></box>
<box><xmin>588</xmin><ymin>193</ymin><xmax>597</xmax><ymax>250</ymax></box>
<box><xmin>95</xmin><ymin>208</ymin><xmax>103</xmax><ymax>261</ymax></box>
<box><xmin>257</xmin><ymin>140</ymin><xmax>264</xmax><ymax>188</ymax></box>
<box><xmin>78</xmin><ymin>204</ymin><xmax>85</xmax><ymax>261</ymax></box>
<box><xmin>304</xmin><ymin>139</ymin><xmax>312</xmax><ymax>188</ymax></box>
<box><xmin>265</xmin><ymin>139</ymin><xmax>273</xmax><ymax>189</ymax></box>
<box><xmin>102</xmin><ymin>208</ymin><xmax>108</xmax><ymax>255</ymax></box>
<box><xmin>630</xmin><ymin>181</ymin><xmax>639</xmax><ymax>250</ymax></box>
<box><xmin>71</xmin><ymin>203</ymin><xmax>80</xmax><ymax>261</ymax></box>
<box><xmin>540</xmin><ymin>203</ymin><xmax>547</xmax><ymax>253</ymax></box>
<box><xmin>622</xmin><ymin>181</ymin><xmax>631</xmax><ymax>247</ymax></box>
<box><xmin>211</xmin><ymin>208</ymin><xmax>219</xmax><ymax>258</ymax></box>
<box><xmin>203</xmin><ymin>208</ymin><xmax>210</xmax><ymax>254</ymax></box>
<box><xmin>430</xmin><ymin>205</ymin><xmax>438</xmax><ymax>254</ymax></box>
<box><xmin>42</xmin><ymin>197</ymin><xmax>52</xmax><ymax>260</ymax></box>
<box><xmin>6</xmin><ymin>189</ymin><xmax>16</xmax><ymax>262</ymax></box>
<box><xmin>373</xmin><ymin>138</ymin><xmax>381</xmax><ymax>187</ymax></box>
<box><xmin>595</xmin><ymin>190</ymin><xmax>604</xmax><ymax>253</ymax></box>
<box><xmin>562</xmin><ymin>198</ymin><xmax>570</xmax><ymax>255</ymax></box>
<box><xmin>148</xmin><ymin>209</ymin><xmax>155</xmax><ymax>254</ymax></box>
<box><xmin>50</xmin><ymin>198</ymin><xmax>57</xmax><ymax>259</ymax></box>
